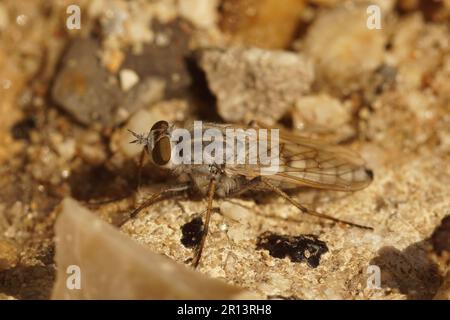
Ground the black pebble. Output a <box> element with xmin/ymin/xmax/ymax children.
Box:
<box><xmin>181</xmin><ymin>217</ymin><xmax>203</xmax><ymax>248</ymax></box>
<box><xmin>256</xmin><ymin>232</ymin><xmax>329</xmax><ymax>268</ymax></box>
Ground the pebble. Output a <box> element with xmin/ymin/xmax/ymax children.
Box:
<box><xmin>121</xmin><ymin>20</ymin><xmax>192</xmax><ymax>98</ymax></box>
<box><xmin>220</xmin><ymin>201</ymin><xmax>251</xmax><ymax>224</ymax></box>
<box><xmin>302</xmin><ymin>5</ymin><xmax>386</xmax><ymax>95</ymax></box>
<box><xmin>120</xmin><ymin>69</ymin><xmax>140</xmax><ymax>91</ymax></box>
<box><xmin>198</xmin><ymin>47</ymin><xmax>313</xmax><ymax>124</ymax></box>
<box><xmin>293</xmin><ymin>94</ymin><xmax>351</xmax><ymax>131</ymax></box>
<box><xmin>0</xmin><ymin>239</ymin><xmax>19</xmax><ymax>271</ymax></box>
<box><xmin>178</xmin><ymin>0</ymin><xmax>218</xmax><ymax>29</ymax></box>
<box><xmin>51</xmin><ymin>38</ymin><xmax>123</xmax><ymax>127</ymax></box>
<box><xmin>220</xmin><ymin>0</ymin><xmax>306</xmax><ymax>49</ymax></box>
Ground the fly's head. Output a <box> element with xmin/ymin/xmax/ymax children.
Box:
<box><xmin>129</xmin><ymin>120</ymin><xmax>173</xmax><ymax>167</ymax></box>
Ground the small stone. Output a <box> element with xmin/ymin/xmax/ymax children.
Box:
<box><xmin>199</xmin><ymin>47</ymin><xmax>313</xmax><ymax>124</ymax></box>
<box><xmin>0</xmin><ymin>239</ymin><xmax>19</xmax><ymax>271</ymax></box>
<box><xmin>120</xmin><ymin>68</ymin><xmax>140</xmax><ymax>91</ymax></box>
<box><xmin>267</xmin><ymin>272</ymin><xmax>291</xmax><ymax>292</ymax></box>
<box><xmin>51</xmin><ymin>38</ymin><xmax>123</xmax><ymax>127</ymax></box>
<box><xmin>220</xmin><ymin>202</ymin><xmax>251</xmax><ymax>224</ymax></box>
<box><xmin>227</xmin><ymin>224</ymin><xmax>253</xmax><ymax>243</ymax></box>
<box><xmin>218</xmin><ymin>223</ymin><xmax>229</xmax><ymax>232</ymax></box>
<box><xmin>115</xmin><ymin>77</ymin><xmax>165</xmax><ymax>124</ymax></box>
<box><xmin>102</xmin><ymin>49</ymin><xmax>125</xmax><ymax>74</ymax></box>
<box><xmin>52</xmin><ymin>38</ymin><xmax>166</xmax><ymax>129</ymax></box>
<box><xmin>121</xmin><ymin>20</ymin><xmax>192</xmax><ymax>98</ymax></box>
<box><xmin>219</xmin><ymin>0</ymin><xmax>306</xmax><ymax>49</ymax></box>
<box><xmin>15</xmin><ymin>14</ymin><xmax>28</xmax><ymax>26</ymax></box>
<box><xmin>178</xmin><ymin>0</ymin><xmax>219</xmax><ymax>29</ymax></box>
<box><xmin>54</xmin><ymin>138</ymin><xmax>76</xmax><ymax>161</ymax></box>
<box><xmin>52</xmin><ymin>198</ymin><xmax>251</xmax><ymax>299</ymax></box>
<box><xmin>77</xmin><ymin>131</ymin><xmax>107</xmax><ymax>165</ymax></box>
<box><xmin>302</xmin><ymin>5</ymin><xmax>386</xmax><ymax>95</ymax></box>
<box><xmin>293</xmin><ymin>94</ymin><xmax>351</xmax><ymax>131</ymax></box>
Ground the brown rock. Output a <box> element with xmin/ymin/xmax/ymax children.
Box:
<box><xmin>220</xmin><ymin>0</ymin><xmax>306</xmax><ymax>49</ymax></box>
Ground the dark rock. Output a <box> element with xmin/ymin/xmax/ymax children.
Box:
<box><xmin>181</xmin><ymin>217</ymin><xmax>203</xmax><ymax>248</ymax></box>
<box><xmin>256</xmin><ymin>231</ymin><xmax>328</xmax><ymax>268</ymax></box>
<box><xmin>51</xmin><ymin>38</ymin><xmax>123</xmax><ymax>127</ymax></box>
<box><xmin>51</xmin><ymin>37</ymin><xmax>166</xmax><ymax>129</ymax></box>
<box><xmin>121</xmin><ymin>20</ymin><xmax>193</xmax><ymax>98</ymax></box>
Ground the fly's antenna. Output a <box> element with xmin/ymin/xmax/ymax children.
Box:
<box><xmin>128</xmin><ymin>129</ymin><xmax>148</xmax><ymax>145</ymax></box>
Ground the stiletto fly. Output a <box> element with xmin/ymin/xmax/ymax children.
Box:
<box><xmin>127</xmin><ymin>120</ymin><xmax>374</xmax><ymax>268</ymax></box>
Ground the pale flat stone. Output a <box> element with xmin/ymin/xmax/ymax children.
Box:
<box><xmin>52</xmin><ymin>198</ymin><xmax>256</xmax><ymax>299</ymax></box>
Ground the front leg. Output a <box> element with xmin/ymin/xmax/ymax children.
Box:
<box><xmin>192</xmin><ymin>177</ymin><xmax>217</xmax><ymax>268</ymax></box>
<box><xmin>118</xmin><ymin>184</ymin><xmax>190</xmax><ymax>227</ymax></box>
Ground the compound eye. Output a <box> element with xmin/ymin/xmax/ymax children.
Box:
<box><xmin>152</xmin><ymin>136</ymin><xmax>171</xmax><ymax>165</ymax></box>
<box><xmin>151</xmin><ymin>120</ymin><xmax>169</xmax><ymax>133</ymax></box>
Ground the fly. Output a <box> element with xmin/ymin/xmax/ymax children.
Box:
<box><xmin>127</xmin><ymin>120</ymin><xmax>374</xmax><ymax>268</ymax></box>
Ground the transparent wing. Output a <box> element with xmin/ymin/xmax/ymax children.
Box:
<box><xmin>225</xmin><ymin>126</ymin><xmax>373</xmax><ymax>192</ymax></box>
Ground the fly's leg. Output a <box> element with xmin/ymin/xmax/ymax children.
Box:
<box><xmin>261</xmin><ymin>179</ymin><xmax>373</xmax><ymax>230</ymax></box>
<box><xmin>84</xmin><ymin>147</ymin><xmax>147</xmax><ymax>209</ymax></box>
<box><xmin>84</xmin><ymin>193</ymin><xmax>134</xmax><ymax>209</ymax></box>
<box><xmin>192</xmin><ymin>177</ymin><xmax>216</xmax><ymax>268</ymax></box>
<box><xmin>227</xmin><ymin>177</ymin><xmax>263</xmax><ymax>198</ymax></box>
<box><xmin>136</xmin><ymin>147</ymin><xmax>146</xmax><ymax>192</ymax></box>
<box><xmin>117</xmin><ymin>184</ymin><xmax>190</xmax><ymax>227</ymax></box>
